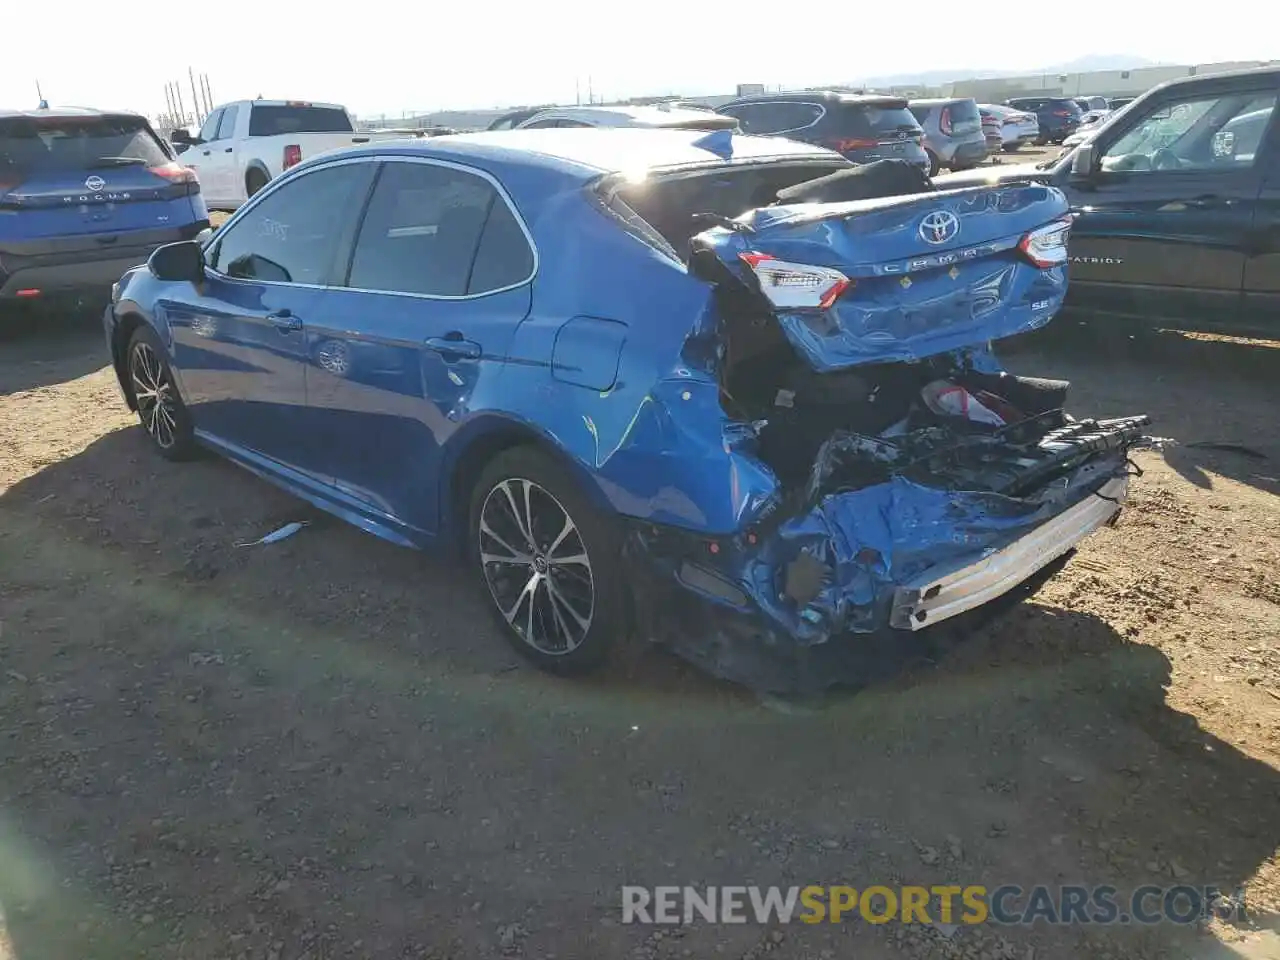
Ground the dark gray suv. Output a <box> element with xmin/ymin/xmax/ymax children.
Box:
<box><xmin>715</xmin><ymin>92</ymin><xmax>929</xmax><ymax>172</ymax></box>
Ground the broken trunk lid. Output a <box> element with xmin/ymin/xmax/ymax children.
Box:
<box><xmin>699</xmin><ymin>183</ymin><xmax>1072</xmax><ymax>372</ymax></box>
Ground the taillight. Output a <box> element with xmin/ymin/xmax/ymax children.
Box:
<box><xmin>826</xmin><ymin>137</ymin><xmax>878</xmax><ymax>153</ymax></box>
<box><xmin>1052</xmin><ymin>109</ymin><xmax>1072</xmax><ymax>118</ymax></box>
<box><xmin>1019</xmin><ymin>217</ymin><xmax>1072</xmax><ymax>268</ymax></box>
<box><xmin>148</xmin><ymin>161</ymin><xmax>200</xmax><ymax>196</ymax></box>
<box><xmin>939</xmin><ymin>107</ymin><xmax>953</xmax><ymax>136</ymax></box>
<box><xmin>738</xmin><ymin>252</ymin><xmax>850</xmax><ymax>311</ymax></box>
<box><xmin>283</xmin><ymin>144</ymin><xmax>302</xmax><ymax>170</ymax></box>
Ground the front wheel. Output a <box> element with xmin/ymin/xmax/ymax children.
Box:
<box><xmin>127</xmin><ymin>325</ymin><xmax>198</xmax><ymax>461</ymax></box>
<box><xmin>469</xmin><ymin>447</ymin><xmax>630</xmax><ymax>675</ymax></box>
<box><xmin>1002</xmin><ymin>143</ymin><xmax>1021</xmax><ymax>153</ymax></box>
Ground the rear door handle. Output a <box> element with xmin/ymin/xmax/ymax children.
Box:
<box><xmin>267</xmin><ymin>309</ymin><xmax>302</xmax><ymax>332</ymax></box>
<box><xmin>224</xmin><ymin>147</ymin><xmax>233</xmax><ymax>153</ymax></box>
<box><xmin>424</xmin><ymin>335</ymin><xmax>482</xmax><ymax>360</ymax></box>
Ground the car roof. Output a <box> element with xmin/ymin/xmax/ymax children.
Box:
<box><xmin>321</xmin><ymin>128</ymin><xmax>840</xmax><ymax>180</ymax></box>
<box><xmin>722</xmin><ymin>91</ymin><xmax>907</xmax><ymax>108</ymax></box>
<box><xmin>0</xmin><ymin>106</ymin><xmax>146</xmax><ymax>121</ymax></box>
<box><xmin>521</xmin><ymin>104</ymin><xmax>732</xmax><ymax>127</ymax></box>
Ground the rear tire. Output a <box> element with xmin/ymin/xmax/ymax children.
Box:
<box><xmin>245</xmin><ymin>169</ymin><xmax>269</xmax><ymax>198</ymax></box>
<box><xmin>926</xmin><ymin>150</ymin><xmax>940</xmax><ymax>178</ymax></box>
<box><xmin>468</xmin><ymin>446</ymin><xmax>630</xmax><ymax>675</ymax></box>
<box><xmin>1002</xmin><ymin>143</ymin><xmax>1021</xmax><ymax>153</ymax></box>
<box><xmin>126</xmin><ymin>325</ymin><xmax>198</xmax><ymax>461</ymax></box>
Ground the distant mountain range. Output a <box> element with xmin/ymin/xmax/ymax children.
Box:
<box><xmin>851</xmin><ymin>55</ymin><xmax>1162</xmax><ymax>88</ymax></box>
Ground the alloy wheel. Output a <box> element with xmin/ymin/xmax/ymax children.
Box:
<box><xmin>478</xmin><ymin>478</ymin><xmax>595</xmax><ymax>655</ymax></box>
<box><xmin>130</xmin><ymin>341</ymin><xmax>179</xmax><ymax>450</ymax></box>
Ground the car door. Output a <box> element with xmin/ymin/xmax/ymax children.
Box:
<box><xmin>207</xmin><ymin>104</ymin><xmax>241</xmax><ymax>202</ymax></box>
<box><xmin>190</xmin><ymin>106</ymin><xmax>239</xmax><ymax>206</ymax></box>
<box><xmin>184</xmin><ymin>108</ymin><xmax>222</xmax><ymax>203</ymax></box>
<box><xmin>1067</xmin><ymin>86</ymin><xmax>1278</xmax><ymax>319</ymax></box>
<box><xmin>300</xmin><ymin>156</ymin><xmax>535</xmax><ymax>540</ymax></box>
<box><xmin>164</xmin><ymin>160</ymin><xmax>376</xmax><ymax>479</ymax></box>
<box><xmin>1241</xmin><ymin>106</ymin><xmax>1280</xmax><ymax>324</ymax></box>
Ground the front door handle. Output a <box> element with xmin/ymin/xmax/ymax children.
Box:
<box><xmin>267</xmin><ymin>309</ymin><xmax>302</xmax><ymax>332</ymax></box>
<box><xmin>424</xmin><ymin>335</ymin><xmax>482</xmax><ymax>360</ymax></box>
<box><xmin>224</xmin><ymin>147</ymin><xmax>233</xmax><ymax>153</ymax></box>
<box><xmin>1186</xmin><ymin>195</ymin><xmax>1235</xmax><ymax>209</ymax></box>
<box><xmin>201</xmin><ymin>149</ymin><xmax>211</xmax><ymax>156</ymax></box>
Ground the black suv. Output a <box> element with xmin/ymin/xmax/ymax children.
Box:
<box><xmin>1004</xmin><ymin>96</ymin><xmax>1084</xmax><ymax>144</ymax></box>
<box><xmin>715</xmin><ymin>92</ymin><xmax>928</xmax><ymax>172</ymax></box>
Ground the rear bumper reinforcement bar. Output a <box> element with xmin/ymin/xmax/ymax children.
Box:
<box><xmin>889</xmin><ymin>476</ymin><xmax>1127</xmax><ymax>630</ymax></box>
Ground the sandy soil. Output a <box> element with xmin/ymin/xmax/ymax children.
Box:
<box><xmin>1</xmin><ymin>299</ymin><xmax>1278</xmax><ymax>958</ymax></box>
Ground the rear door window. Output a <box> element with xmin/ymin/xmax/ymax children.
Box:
<box><xmin>0</xmin><ymin>114</ymin><xmax>170</xmax><ymax>176</ymax></box>
<box><xmin>348</xmin><ymin>161</ymin><xmax>532</xmax><ymax>296</ymax></box>
<box><xmin>720</xmin><ymin>102</ymin><xmax>822</xmax><ymax>135</ymax></box>
<box><xmin>248</xmin><ymin>105</ymin><xmax>353</xmax><ymax>136</ymax></box>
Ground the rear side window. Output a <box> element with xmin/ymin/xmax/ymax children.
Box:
<box><xmin>1049</xmin><ymin>99</ymin><xmax>1084</xmax><ymax>116</ymax></box>
<box><xmin>720</xmin><ymin>102</ymin><xmax>823</xmax><ymax>135</ymax></box>
<box><xmin>0</xmin><ymin>115</ymin><xmax>170</xmax><ymax>176</ymax></box>
<box><xmin>348</xmin><ymin>161</ymin><xmax>533</xmax><ymax>296</ymax></box>
<box><xmin>248</xmin><ymin>106</ymin><xmax>353</xmax><ymax>136</ymax></box>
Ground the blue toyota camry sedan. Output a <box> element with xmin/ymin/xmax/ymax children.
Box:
<box><xmin>104</xmin><ymin>128</ymin><xmax>1147</xmax><ymax>689</ymax></box>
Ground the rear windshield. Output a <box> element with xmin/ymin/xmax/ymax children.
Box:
<box><xmin>607</xmin><ymin>159</ymin><xmax>850</xmax><ymax>253</ymax></box>
<box><xmin>944</xmin><ymin>100</ymin><xmax>981</xmax><ymax>133</ymax></box>
<box><xmin>838</xmin><ymin>104</ymin><xmax>922</xmax><ymax>137</ymax></box>
<box><xmin>1048</xmin><ymin>99</ymin><xmax>1084</xmax><ymax>115</ymax></box>
<box><xmin>247</xmin><ymin>106</ymin><xmax>353</xmax><ymax>136</ymax></box>
<box><xmin>0</xmin><ymin>115</ymin><xmax>169</xmax><ymax>176</ymax></box>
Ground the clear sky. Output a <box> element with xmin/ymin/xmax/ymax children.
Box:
<box><xmin>4</xmin><ymin>0</ymin><xmax>1275</xmax><ymax>120</ymax></box>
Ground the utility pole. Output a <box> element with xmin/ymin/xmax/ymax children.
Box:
<box><xmin>202</xmin><ymin>74</ymin><xmax>214</xmax><ymax>114</ymax></box>
<box><xmin>189</xmin><ymin>67</ymin><xmax>202</xmax><ymax>125</ymax></box>
<box><xmin>36</xmin><ymin>79</ymin><xmax>47</xmax><ymax>107</ymax></box>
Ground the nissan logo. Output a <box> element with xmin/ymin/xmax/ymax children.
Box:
<box><xmin>84</xmin><ymin>175</ymin><xmax>106</xmax><ymax>191</ymax></box>
<box><xmin>918</xmin><ymin>210</ymin><xmax>960</xmax><ymax>245</ymax></box>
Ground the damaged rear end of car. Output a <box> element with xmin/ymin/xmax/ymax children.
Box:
<box><xmin>587</xmin><ymin>157</ymin><xmax>1149</xmax><ymax>691</ymax></box>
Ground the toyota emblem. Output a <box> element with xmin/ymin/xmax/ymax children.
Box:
<box><xmin>84</xmin><ymin>175</ymin><xmax>106</xmax><ymax>191</ymax></box>
<box><xmin>918</xmin><ymin>210</ymin><xmax>960</xmax><ymax>245</ymax></box>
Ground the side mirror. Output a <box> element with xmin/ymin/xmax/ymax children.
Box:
<box><xmin>1071</xmin><ymin>143</ymin><xmax>1096</xmax><ymax>177</ymax></box>
<box><xmin>148</xmin><ymin>241</ymin><xmax>205</xmax><ymax>284</ymax></box>
<box><xmin>169</xmin><ymin>129</ymin><xmax>194</xmax><ymax>145</ymax></box>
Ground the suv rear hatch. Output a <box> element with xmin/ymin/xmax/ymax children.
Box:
<box><xmin>0</xmin><ymin>113</ymin><xmax>202</xmax><ymax>250</ymax></box>
<box><xmin>831</xmin><ymin>100</ymin><xmax>924</xmax><ymax>155</ymax></box>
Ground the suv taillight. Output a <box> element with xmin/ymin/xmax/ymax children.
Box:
<box><xmin>149</xmin><ymin>161</ymin><xmax>200</xmax><ymax>196</ymax></box>
<box><xmin>283</xmin><ymin>144</ymin><xmax>302</xmax><ymax>170</ymax></box>
<box><xmin>826</xmin><ymin>137</ymin><xmax>878</xmax><ymax>153</ymax></box>
<box><xmin>939</xmin><ymin>107</ymin><xmax>953</xmax><ymax>136</ymax></box>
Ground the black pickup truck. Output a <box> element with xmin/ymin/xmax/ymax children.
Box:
<box><xmin>936</xmin><ymin>66</ymin><xmax>1280</xmax><ymax>334</ymax></box>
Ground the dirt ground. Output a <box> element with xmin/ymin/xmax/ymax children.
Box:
<box><xmin>2</xmin><ymin>303</ymin><xmax>1280</xmax><ymax>955</ymax></box>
